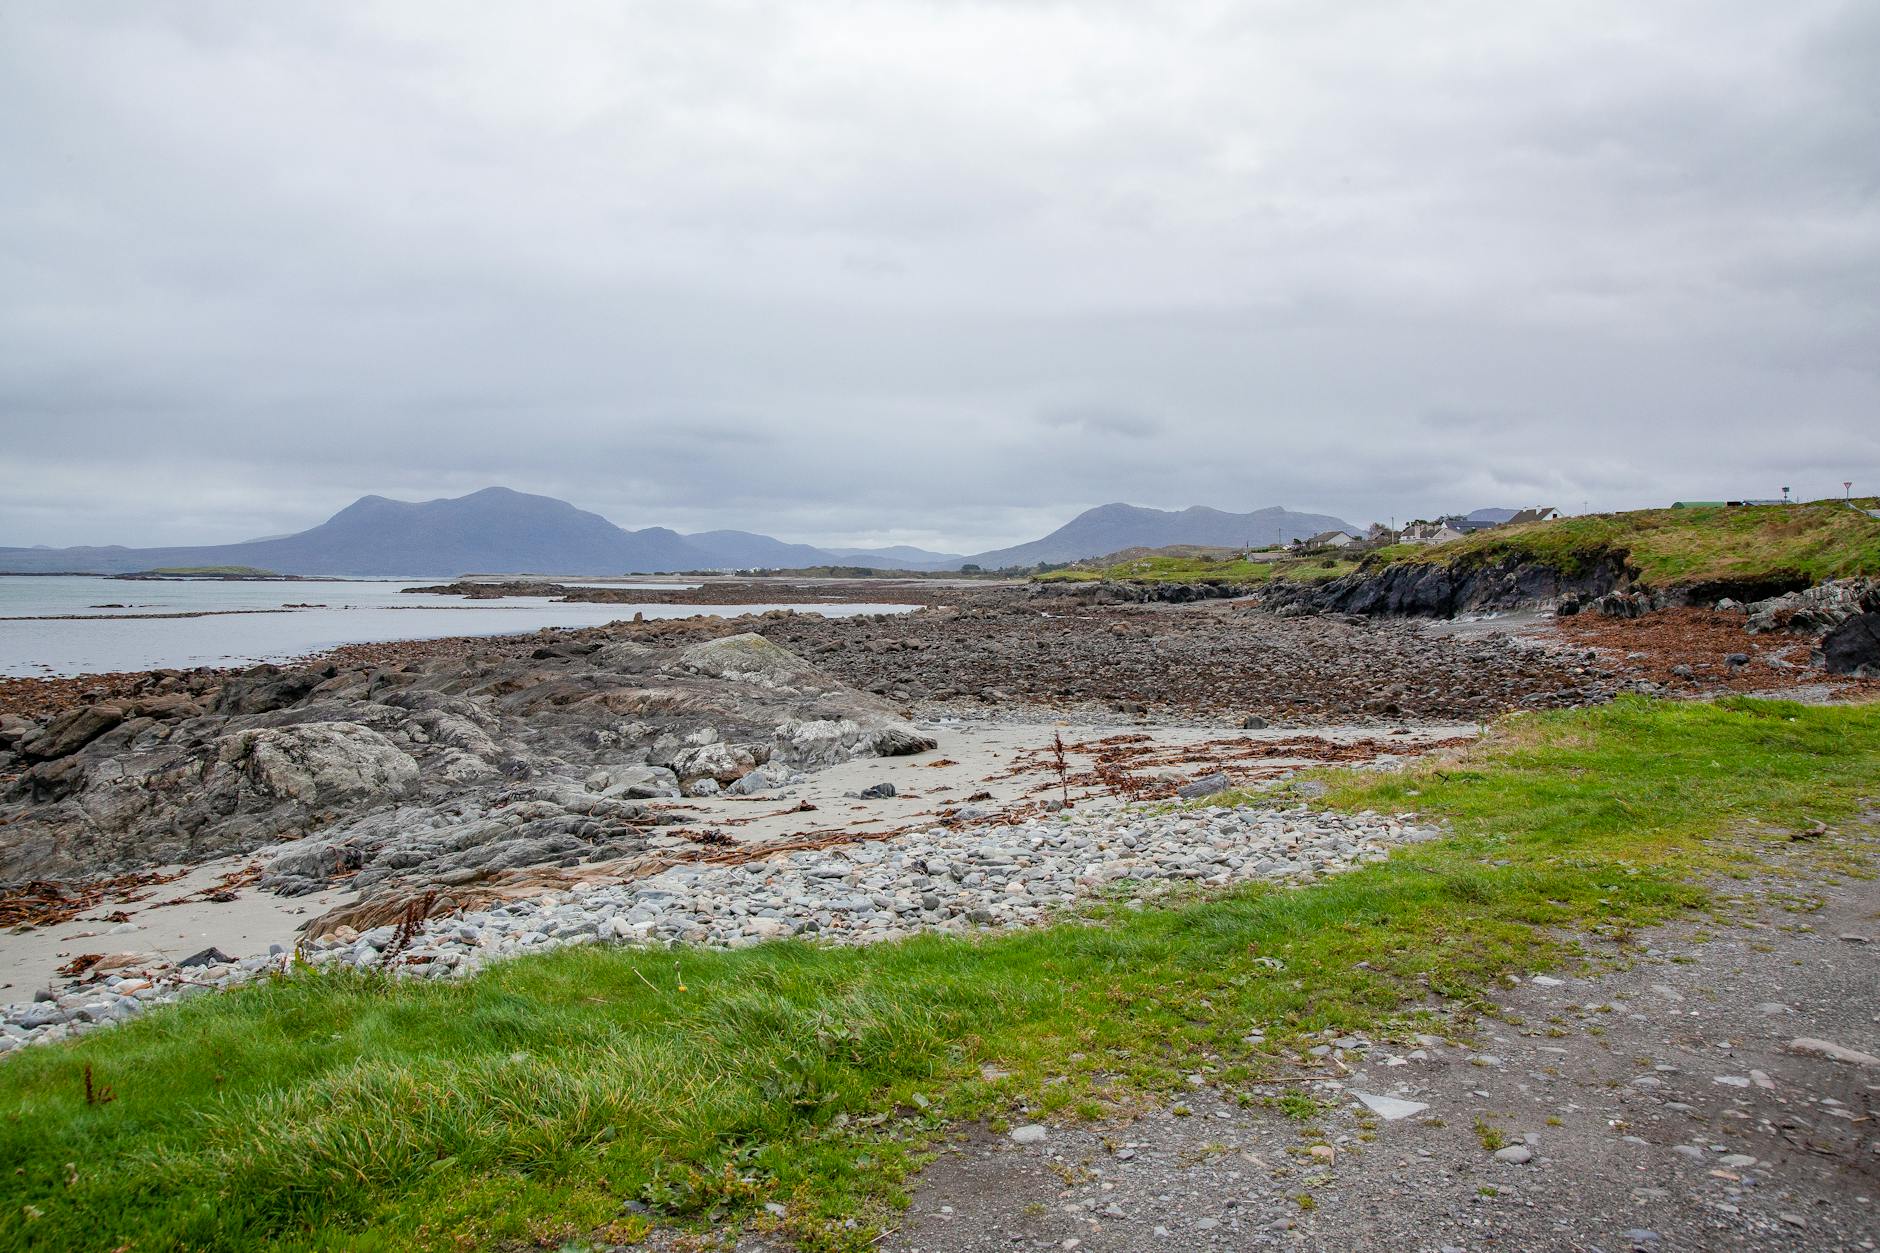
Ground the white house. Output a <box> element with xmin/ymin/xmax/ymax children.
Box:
<box><xmin>1400</xmin><ymin>521</ymin><xmax>1464</xmax><ymax>545</ymax></box>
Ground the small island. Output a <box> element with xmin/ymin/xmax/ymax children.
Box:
<box><xmin>111</xmin><ymin>565</ymin><xmax>294</xmax><ymax>581</ymax></box>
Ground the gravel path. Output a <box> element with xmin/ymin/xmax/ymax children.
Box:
<box><xmin>887</xmin><ymin>828</ymin><xmax>1880</xmax><ymax>1252</ymax></box>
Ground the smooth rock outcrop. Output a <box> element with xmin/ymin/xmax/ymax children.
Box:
<box><xmin>212</xmin><ymin>723</ymin><xmax>420</xmax><ymax>808</ymax></box>
<box><xmin>1</xmin><ymin>631</ymin><xmax>939</xmax><ymax>889</ymax></box>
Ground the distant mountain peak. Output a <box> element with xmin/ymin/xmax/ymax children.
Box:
<box><xmin>962</xmin><ymin>501</ymin><xmax>1357</xmax><ymax>568</ymax></box>
<box><xmin>0</xmin><ymin>486</ymin><xmax>972</xmax><ymax>576</ymax></box>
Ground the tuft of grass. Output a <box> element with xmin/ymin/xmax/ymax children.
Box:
<box><xmin>1272</xmin><ymin>1092</ymin><xmax>1325</xmax><ymax>1122</ymax></box>
<box><xmin>0</xmin><ymin>697</ymin><xmax>1875</xmax><ymax>1249</ymax></box>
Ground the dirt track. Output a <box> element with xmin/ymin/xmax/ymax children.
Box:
<box><xmin>887</xmin><ymin>817</ymin><xmax>1880</xmax><ymax>1253</ymax></box>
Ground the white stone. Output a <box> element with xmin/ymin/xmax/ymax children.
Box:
<box><xmin>1352</xmin><ymin>1091</ymin><xmax>1429</xmax><ymax>1121</ymax></box>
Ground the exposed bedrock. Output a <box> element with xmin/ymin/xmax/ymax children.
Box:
<box><xmin>1818</xmin><ymin>606</ymin><xmax>1880</xmax><ymax>677</ymax></box>
<box><xmin>1031</xmin><ymin>580</ymin><xmax>1252</xmax><ymax>605</ymax></box>
<box><xmin>1259</xmin><ymin>554</ymin><xmax>1634</xmax><ymax>619</ymax></box>
<box><xmin>0</xmin><ymin>632</ymin><xmax>933</xmax><ymax>888</ymax></box>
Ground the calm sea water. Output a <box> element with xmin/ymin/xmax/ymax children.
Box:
<box><xmin>0</xmin><ymin>576</ymin><xmax>913</xmax><ymax>678</ymax></box>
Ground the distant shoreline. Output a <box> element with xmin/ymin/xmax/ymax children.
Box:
<box><xmin>0</xmin><ymin>572</ymin><xmax>444</xmax><ymax>583</ymax></box>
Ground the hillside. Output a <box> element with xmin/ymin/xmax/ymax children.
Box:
<box><xmin>1390</xmin><ymin>502</ymin><xmax>1880</xmax><ymax>589</ymax></box>
<box><xmin>964</xmin><ymin>503</ymin><xmax>1355</xmax><ymax>568</ymax></box>
<box><xmin>1036</xmin><ymin>548</ymin><xmax>1362</xmax><ymax>586</ymax></box>
<box><xmin>1262</xmin><ymin>501</ymin><xmax>1880</xmax><ymax>617</ymax></box>
<box><xmin>682</xmin><ymin>530</ymin><xmax>835</xmax><ymax>570</ymax></box>
<box><xmin>824</xmin><ymin>545</ymin><xmax>965</xmax><ymax>571</ymax></box>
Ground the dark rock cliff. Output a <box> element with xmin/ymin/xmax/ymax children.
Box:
<box><xmin>1258</xmin><ymin>553</ymin><xmax>1634</xmax><ymax>618</ymax></box>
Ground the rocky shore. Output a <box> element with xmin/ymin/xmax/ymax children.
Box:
<box><xmin>0</xmin><ymin>631</ymin><xmax>932</xmax><ymax>888</ymax></box>
<box><xmin>405</xmin><ymin>576</ymin><xmax>974</xmax><ymax>607</ymax></box>
<box><xmin>6</xmin><ymin>576</ymin><xmax>1870</xmax><ymax>1060</ymax></box>
<box><xmin>2</xmin><ymin>795</ymin><xmax>1437</xmax><ymax>1052</ymax></box>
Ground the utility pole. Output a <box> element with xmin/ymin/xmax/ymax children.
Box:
<box><xmin>1846</xmin><ymin>481</ymin><xmax>1854</xmax><ymax>501</ymax></box>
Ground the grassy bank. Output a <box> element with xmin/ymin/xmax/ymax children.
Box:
<box><xmin>1035</xmin><ymin>552</ymin><xmax>1362</xmax><ymax>586</ymax></box>
<box><xmin>1383</xmin><ymin>502</ymin><xmax>1880</xmax><ymax>587</ymax></box>
<box><xmin>2</xmin><ymin>697</ymin><xmax>1876</xmax><ymax>1251</ymax></box>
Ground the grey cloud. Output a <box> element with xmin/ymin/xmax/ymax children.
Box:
<box><xmin>1038</xmin><ymin>405</ymin><xmax>1162</xmax><ymax>440</ymax></box>
<box><xmin>0</xmin><ymin>0</ymin><xmax>1875</xmax><ymax>550</ymax></box>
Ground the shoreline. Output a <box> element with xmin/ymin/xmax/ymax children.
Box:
<box><xmin>0</xmin><ymin>598</ymin><xmax>925</xmax><ymax>696</ymax></box>
<box><xmin>0</xmin><ymin>715</ymin><xmax>1470</xmax><ymax>1031</ymax></box>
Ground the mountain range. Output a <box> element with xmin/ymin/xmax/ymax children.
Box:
<box><xmin>963</xmin><ymin>503</ymin><xmax>1356</xmax><ymax>568</ymax></box>
<box><xmin>0</xmin><ymin>487</ymin><xmax>1357</xmax><ymax>577</ymax></box>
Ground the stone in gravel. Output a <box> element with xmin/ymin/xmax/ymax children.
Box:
<box><xmin>725</xmin><ymin>769</ymin><xmax>774</xmax><ymax>796</ymax></box>
<box><xmin>12</xmin><ymin>1005</ymin><xmax>68</xmax><ymax>1029</ymax></box>
<box><xmin>1785</xmin><ymin>1037</ymin><xmax>1880</xmax><ymax>1067</ymax></box>
<box><xmin>1176</xmin><ymin>771</ymin><xmax>1231</xmax><ymax>799</ymax></box>
<box><xmin>1621</xmin><ymin>1230</ymin><xmax>1661</xmax><ymax>1248</ymax></box>
<box><xmin>1494</xmin><ymin>1145</ymin><xmax>1534</xmax><ymax>1164</ymax></box>
<box><xmin>857</xmin><ymin>782</ymin><xmax>896</xmax><ymax>799</ymax></box>
<box><xmin>1009</xmin><ymin>1124</ymin><xmax>1047</xmax><ymax>1144</ymax></box>
<box><xmin>1712</xmin><ymin>1075</ymin><xmax>1750</xmax><ymax>1087</ymax></box>
<box><xmin>1352</xmin><ymin>1092</ymin><xmax>1429</xmax><ymax>1121</ymax></box>
<box><xmin>1530</xmin><ymin>975</ymin><xmax>1564</xmax><ymax>987</ymax></box>
<box><xmin>1839</xmin><ymin>932</ymin><xmax>1870</xmax><ymax>943</ymax></box>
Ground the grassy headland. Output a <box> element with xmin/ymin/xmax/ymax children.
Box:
<box><xmin>1375</xmin><ymin>502</ymin><xmax>1880</xmax><ymax>589</ymax></box>
<box><xmin>1</xmin><ymin>697</ymin><xmax>1876</xmax><ymax>1251</ymax></box>
<box><xmin>1034</xmin><ymin>504</ymin><xmax>1880</xmax><ymax>596</ymax></box>
<box><xmin>1036</xmin><ymin>552</ymin><xmax>1362</xmax><ymax>586</ymax></box>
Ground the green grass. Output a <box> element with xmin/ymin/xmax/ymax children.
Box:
<box><xmin>1380</xmin><ymin>502</ymin><xmax>1880</xmax><ymax>589</ymax></box>
<box><xmin>2</xmin><ymin>697</ymin><xmax>1876</xmax><ymax>1251</ymax></box>
<box><xmin>129</xmin><ymin>566</ymin><xmax>283</xmax><ymax>578</ymax></box>
<box><xmin>1035</xmin><ymin>553</ymin><xmax>1363</xmax><ymax>586</ymax></box>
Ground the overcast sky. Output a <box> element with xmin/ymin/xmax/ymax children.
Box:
<box><xmin>2</xmin><ymin>1</ymin><xmax>1875</xmax><ymax>552</ymax></box>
